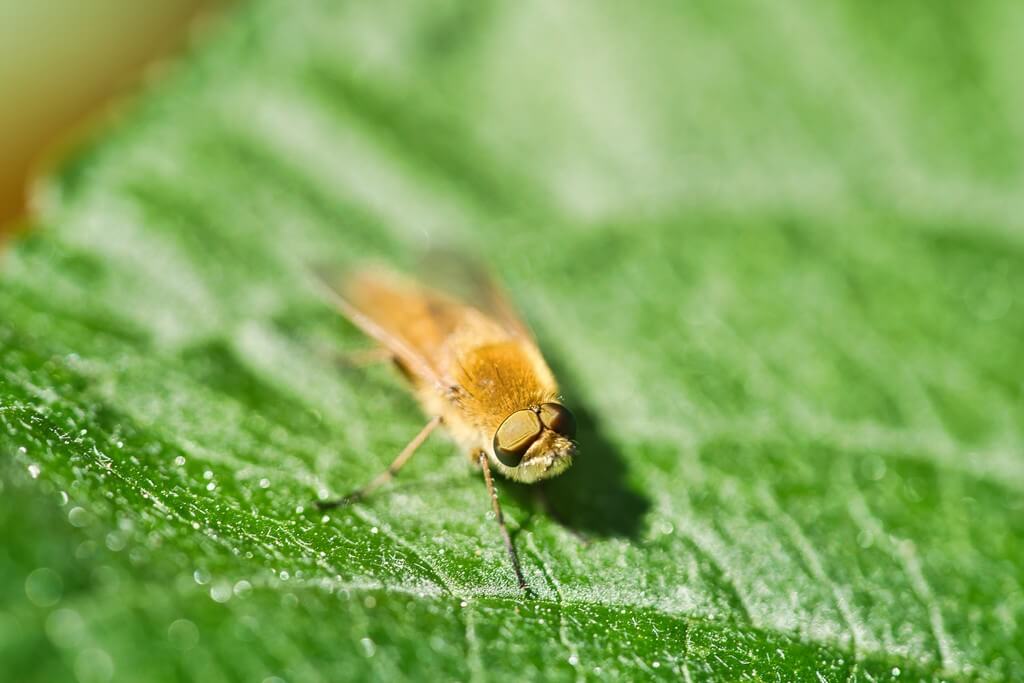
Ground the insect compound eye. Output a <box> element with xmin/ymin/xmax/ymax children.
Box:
<box><xmin>538</xmin><ymin>403</ymin><xmax>577</xmax><ymax>439</ymax></box>
<box><xmin>492</xmin><ymin>409</ymin><xmax>542</xmax><ymax>467</ymax></box>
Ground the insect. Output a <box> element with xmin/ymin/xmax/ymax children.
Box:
<box><xmin>313</xmin><ymin>259</ymin><xmax>577</xmax><ymax>590</ymax></box>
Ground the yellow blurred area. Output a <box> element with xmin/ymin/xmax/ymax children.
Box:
<box><xmin>0</xmin><ymin>0</ymin><xmax>226</xmax><ymax>233</ymax></box>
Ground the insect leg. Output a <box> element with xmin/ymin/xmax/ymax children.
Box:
<box><xmin>316</xmin><ymin>415</ymin><xmax>442</xmax><ymax>509</ymax></box>
<box><xmin>478</xmin><ymin>451</ymin><xmax>528</xmax><ymax>591</ymax></box>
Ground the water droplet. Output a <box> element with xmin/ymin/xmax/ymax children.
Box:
<box><xmin>203</xmin><ymin>470</ymin><xmax>214</xmax><ymax>480</ymax></box>
<box><xmin>75</xmin><ymin>540</ymin><xmax>97</xmax><ymax>561</ymax></box>
<box><xmin>363</xmin><ymin>595</ymin><xmax>377</xmax><ymax>609</ymax></box>
<box><xmin>59</xmin><ymin>491</ymin><xmax>69</xmax><ymax>505</ymax></box>
<box><xmin>370</xmin><ymin>527</ymin><xmax>379</xmax><ymax>535</ymax></box>
<box><xmin>74</xmin><ymin>648</ymin><xmax>114</xmax><ymax>683</ymax></box>
<box><xmin>105</xmin><ymin>533</ymin><xmax>126</xmax><ymax>552</ymax></box>
<box><xmin>360</xmin><ymin>637</ymin><xmax>376</xmax><ymax>658</ymax></box>
<box><xmin>892</xmin><ymin>667</ymin><xmax>901</xmax><ymax>677</ymax></box>
<box><xmin>27</xmin><ymin>463</ymin><xmax>41</xmax><ymax>479</ymax></box>
<box><xmin>168</xmin><ymin>619</ymin><xmax>199</xmax><ymax>651</ymax></box>
<box><xmin>210</xmin><ymin>582</ymin><xmax>232</xmax><ymax>603</ymax></box>
<box><xmin>45</xmin><ymin>608</ymin><xmax>85</xmax><ymax>648</ymax></box>
<box><xmin>460</xmin><ymin>600</ymin><xmax>468</xmax><ymax>608</ymax></box>
<box><xmin>321</xmin><ymin>515</ymin><xmax>330</xmax><ymax>524</ymax></box>
<box><xmin>862</xmin><ymin>456</ymin><xmax>886</xmax><ymax>481</ymax></box>
<box><xmin>191</xmin><ymin>521</ymin><xmax>200</xmax><ymax>530</ymax></box>
<box><xmin>68</xmin><ymin>507</ymin><xmax>90</xmax><ymax>527</ymax></box>
<box><xmin>18</xmin><ymin>446</ymin><xmax>27</xmax><ymax>454</ymax></box>
<box><xmin>568</xmin><ymin>654</ymin><xmax>579</xmax><ymax>666</ymax></box>
<box><xmin>233</xmin><ymin>580</ymin><xmax>252</xmax><ymax>598</ymax></box>
<box><xmin>652</xmin><ymin>661</ymin><xmax>661</xmax><ymax>669</ymax></box>
<box><xmin>259</xmin><ymin>478</ymin><xmax>271</xmax><ymax>489</ymax></box>
<box><xmin>206</xmin><ymin>482</ymin><xmax>216</xmax><ymax>492</ymax></box>
<box><xmin>116</xmin><ymin>441</ymin><xmax>124</xmax><ymax>448</ymax></box>
<box><xmin>25</xmin><ymin>568</ymin><xmax>63</xmax><ymax>607</ymax></box>
<box><xmin>295</xmin><ymin>505</ymin><xmax>305</xmax><ymax>514</ymax></box>
<box><xmin>193</xmin><ymin>569</ymin><xmax>211</xmax><ymax>585</ymax></box>
<box><xmin>279</xmin><ymin>571</ymin><xmax>290</xmax><ymax>581</ymax></box>
<box><xmin>173</xmin><ymin>456</ymin><xmax>186</xmax><ymax>467</ymax></box>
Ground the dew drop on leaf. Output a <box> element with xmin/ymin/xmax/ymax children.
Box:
<box><xmin>167</xmin><ymin>619</ymin><xmax>200</xmax><ymax>651</ymax></box>
<box><xmin>68</xmin><ymin>507</ymin><xmax>90</xmax><ymax>527</ymax></box>
<box><xmin>74</xmin><ymin>648</ymin><xmax>114</xmax><ymax>683</ymax></box>
<box><xmin>25</xmin><ymin>567</ymin><xmax>63</xmax><ymax>607</ymax></box>
<box><xmin>45</xmin><ymin>608</ymin><xmax>85</xmax><ymax>648</ymax></box>
<box><xmin>210</xmin><ymin>582</ymin><xmax>232</xmax><ymax>603</ymax></box>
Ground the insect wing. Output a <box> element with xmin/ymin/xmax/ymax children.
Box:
<box><xmin>418</xmin><ymin>249</ymin><xmax>537</xmax><ymax>343</ymax></box>
<box><xmin>311</xmin><ymin>266</ymin><xmax>444</xmax><ymax>386</ymax></box>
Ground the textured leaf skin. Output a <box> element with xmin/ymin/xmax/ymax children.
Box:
<box><xmin>2</xmin><ymin>1</ymin><xmax>1024</xmax><ymax>681</ymax></box>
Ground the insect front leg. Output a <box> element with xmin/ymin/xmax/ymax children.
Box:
<box><xmin>478</xmin><ymin>451</ymin><xmax>529</xmax><ymax>592</ymax></box>
<box><xmin>316</xmin><ymin>415</ymin><xmax>442</xmax><ymax>509</ymax></box>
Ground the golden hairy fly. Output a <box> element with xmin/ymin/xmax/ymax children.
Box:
<box><xmin>314</xmin><ymin>259</ymin><xmax>577</xmax><ymax>590</ymax></box>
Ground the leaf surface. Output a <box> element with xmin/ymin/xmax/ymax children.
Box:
<box><xmin>2</xmin><ymin>1</ymin><xmax>1024</xmax><ymax>680</ymax></box>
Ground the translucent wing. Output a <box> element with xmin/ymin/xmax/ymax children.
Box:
<box><xmin>417</xmin><ymin>248</ymin><xmax>537</xmax><ymax>342</ymax></box>
<box><xmin>311</xmin><ymin>266</ymin><xmax>445</xmax><ymax>386</ymax></box>
<box><xmin>312</xmin><ymin>252</ymin><xmax>537</xmax><ymax>389</ymax></box>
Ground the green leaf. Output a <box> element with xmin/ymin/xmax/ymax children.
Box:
<box><xmin>3</xmin><ymin>1</ymin><xmax>1024</xmax><ymax>680</ymax></box>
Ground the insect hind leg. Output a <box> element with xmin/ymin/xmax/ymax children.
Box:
<box><xmin>316</xmin><ymin>415</ymin><xmax>442</xmax><ymax>509</ymax></box>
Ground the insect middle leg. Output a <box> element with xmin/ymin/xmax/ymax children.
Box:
<box><xmin>316</xmin><ymin>415</ymin><xmax>442</xmax><ymax>509</ymax></box>
<box><xmin>478</xmin><ymin>451</ymin><xmax>528</xmax><ymax>591</ymax></box>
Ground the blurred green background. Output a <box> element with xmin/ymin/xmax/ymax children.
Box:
<box><xmin>2</xmin><ymin>1</ymin><xmax>1023</xmax><ymax>681</ymax></box>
